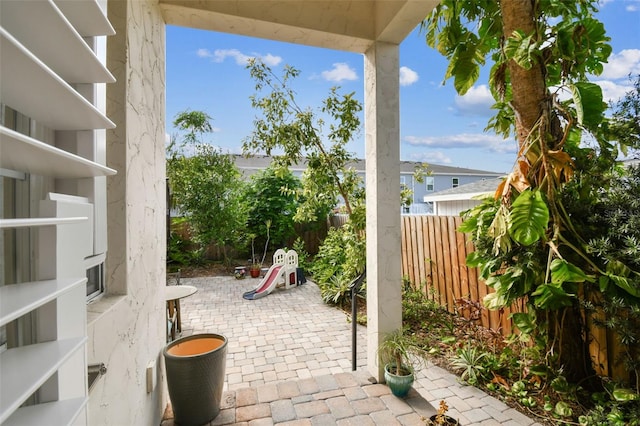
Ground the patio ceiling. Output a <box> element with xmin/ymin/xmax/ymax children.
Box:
<box><xmin>159</xmin><ymin>0</ymin><xmax>440</xmax><ymax>53</ymax></box>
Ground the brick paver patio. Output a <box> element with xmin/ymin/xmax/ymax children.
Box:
<box><xmin>160</xmin><ymin>275</ymin><xmax>540</xmax><ymax>425</ymax></box>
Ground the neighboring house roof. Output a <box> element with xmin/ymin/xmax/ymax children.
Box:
<box><xmin>233</xmin><ymin>154</ymin><xmax>308</xmax><ymax>173</ymax></box>
<box><xmin>423</xmin><ymin>177</ymin><xmax>504</xmax><ymax>202</ymax></box>
<box><xmin>233</xmin><ymin>154</ymin><xmax>505</xmax><ymax>177</ymax></box>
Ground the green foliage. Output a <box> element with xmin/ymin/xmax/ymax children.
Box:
<box><xmin>588</xmin><ymin>295</ymin><xmax>640</xmax><ymax>392</ymax></box>
<box><xmin>448</xmin><ymin>345</ymin><xmax>488</xmax><ymax>385</ymax></box>
<box><xmin>169</xmin><ymin>110</ymin><xmax>214</xmax><ymax>151</ymax></box>
<box><xmin>245</xmin><ymin>166</ymin><xmax>300</xmax><ymax>249</ymax></box>
<box><xmin>167</xmin><ymin>230</ymin><xmax>199</xmax><ymax>266</ymax></box>
<box><xmin>508</xmin><ymin>190</ymin><xmax>549</xmax><ymax>246</ymax></box>
<box><xmin>608</xmin><ymin>74</ymin><xmax>640</xmax><ymax>154</ymax></box>
<box><xmin>167</xmin><ymin>111</ymin><xmax>248</xmax><ymax>265</ymax></box>
<box><xmin>291</xmin><ymin>237</ymin><xmax>311</xmax><ymax>273</ymax></box>
<box><xmin>311</xmin><ymin>224</ymin><xmax>366</xmax><ymax>304</ymax></box>
<box><xmin>250</xmin><ymin>220</ymin><xmax>271</xmax><ymax>268</ymax></box>
<box><xmin>425</xmin><ymin>1</ymin><xmax>640</xmax><ymax>387</ymax></box>
<box><xmin>579</xmin><ymin>384</ymin><xmax>640</xmax><ymax>425</ymax></box>
<box><xmin>319</xmin><ymin>273</ymin><xmax>353</xmax><ymax>307</ymax></box>
<box><xmin>243</xmin><ymin>60</ymin><xmax>364</xmax><ymax>228</ymax></box>
<box><xmin>310</xmin><ymin>227</ymin><xmax>347</xmax><ymax>286</ymax></box>
<box><xmin>402</xmin><ymin>287</ymin><xmax>442</xmax><ymax>325</ymax></box>
<box><xmin>377</xmin><ymin>328</ymin><xmax>426</xmax><ymax>376</ymax></box>
<box><xmin>401</xmin><ymin>284</ymin><xmax>457</xmax><ymax>353</ymax></box>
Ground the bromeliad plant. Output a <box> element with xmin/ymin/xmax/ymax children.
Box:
<box><xmin>424</xmin><ymin>0</ymin><xmax>640</xmax><ymax>386</ymax></box>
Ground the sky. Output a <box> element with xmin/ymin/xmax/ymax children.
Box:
<box><xmin>166</xmin><ymin>0</ymin><xmax>640</xmax><ymax>174</ymax></box>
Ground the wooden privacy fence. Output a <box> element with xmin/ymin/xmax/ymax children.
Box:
<box><xmin>171</xmin><ymin>214</ymin><xmax>348</xmax><ymax>261</ymax></box>
<box><xmin>401</xmin><ymin>215</ymin><xmax>524</xmax><ymax>336</ymax></box>
<box><xmin>400</xmin><ymin>214</ymin><xmax>629</xmax><ymax>382</ymax></box>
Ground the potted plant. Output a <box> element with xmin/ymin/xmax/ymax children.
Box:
<box><xmin>249</xmin><ymin>220</ymin><xmax>271</xmax><ymax>278</ymax></box>
<box><xmin>426</xmin><ymin>400</ymin><xmax>460</xmax><ymax>425</ymax></box>
<box><xmin>377</xmin><ymin>328</ymin><xmax>425</xmax><ymax>398</ymax></box>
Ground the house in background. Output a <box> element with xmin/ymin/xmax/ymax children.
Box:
<box><xmin>398</xmin><ymin>161</ymin><xmax>503</xmax><ymax>214</ymax></box>
<box><xmin>1</xmin><ymin>0</ymin><xmax>445</xmax><ymax>423</ymax></box>
<box><xmin>234</xmin><ymin>155</ymin><xmax>504</xmax><ymax>214</ymax></box>
<box><xmin>425</xmin><ymin>156</ymin><xmax>640</xmax><ymax>217</ymax></box>
<box><xmin>423</xmin><ymin>177</ymin><xmax>504</xmax><ymax>216</ymax></box>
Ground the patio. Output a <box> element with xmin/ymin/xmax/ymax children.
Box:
<box><xmin>160</xmin><ymin>275</ymin><xmax>541</xmax><ymax>425</ymax></box>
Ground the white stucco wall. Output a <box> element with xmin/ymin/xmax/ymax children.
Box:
<box><xmin>86</xmin><ymin>0</ymin><xmax>167</xmax><ymax>424</ymax></box>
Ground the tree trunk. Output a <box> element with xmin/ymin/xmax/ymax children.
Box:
<box><xmin>500</xmin><ymin>0</ymin><xmax>593</xmax><ymax>383</ymax></box>
<box><xmin>500</xmin><ymin>0</ymin><xmax>548</xmax><ymax>151</ymax></box>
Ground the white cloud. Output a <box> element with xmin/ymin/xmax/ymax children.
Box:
<box><xmin>599</xmin><ymin>49</ymin><xmax>640</xmax><ymax>80</ymax></box>
<box><xmin>399</xmin><ymin>66</ymin><xmax>419</xmax><ymax>86</ymax></box>
<box><xmin>321</xmin><ymin>63</ymin><xmax>358</xmax><ymax>82</ymax></box>
<box><xmin>453</xmin><ymin>85</ymin><xmax>494</xmax><ymax>116</ymax></box>
<box><xmin>196</xmin><ymin>48</ymin><xmax>282</xmax><ymax>66</ymax></box>
<box><xmin>259</xmin><ymin>53</ymin><xmax>282</xmax><ymax>67</ymax></box>
<box><xmin>595</xmin><ymin>80</ymin><xmax>635</xmax><ymax>104</ymax></box>
<box><xmin>404</xmin><ymin>133</ymin><xmax>517</xmax><ymax>154</ymax></box>
<box><xmin>626</xmin><ymin>3</ymin><xmax>639</xmax><ymax>12</ymax></box>
<box><xmin>407</xmin><ymin>151</ymin><xmax>452</xmax><ymax>164</ymax></box>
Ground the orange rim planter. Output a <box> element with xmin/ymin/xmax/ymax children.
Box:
<box><xmin>163</xmin><ymin>333</ymin><xmax>228</xmax><ymax>425</ymax></box>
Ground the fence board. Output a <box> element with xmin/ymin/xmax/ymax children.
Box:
<box><xmin>456</xmin><ymin>223</ymin><xmax>471</xmax><ymax>299</ymax></box>
<box><xmin>412</xmin><ymin>216</ymin><xmax>422</xmax><ymax>286</ymax></box>
<box><xmin>447</xmin><ymin>216</ymin><xmax>462</xmax><ymax>304</ymax></box>
<box><xmin>588</xmin><ymin>306</ymin><xmax>609</xmax><ymax>377</ymax></box>
<box><xmin>399</xmin><ymin>214</ymin><xmax>630</xmax><ymax>384</ymax></box>
<box><xmin>407</xmin><ymin>216</ymin><xmax>416</xmax><ymax>285</ymax></box>
<box><xmin>401</xmin><ymin>218</ymin><xmax>409</xmax><ymax>283</ymax></box>
<box><xmin>427</xmin><ymin>217</ymin><xmax>438</xmax><ymax>301</ymax></box>
<box><xmin>416</xmin><ymin>218</ymin><xmax>426</xmax><ymax>286</ymax></box>
<box><xmin>439</xmin><ymin>217</ymin><xmax>454</xmax><ymax>310</ymax></box>
<box><xmin>421</xmin><ymin>217</ymin><xmax>433</xmax><ymax>291</ymax></box>
<box><xmin>433</xmin><ymin>217</ymin><xmax>446</xmax><ymax>306</ymax></box>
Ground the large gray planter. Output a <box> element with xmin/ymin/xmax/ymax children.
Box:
<box><xmin>164</xmin><ymin>333</ymin><xmax>228</xmax><ymax>425</ymax></box>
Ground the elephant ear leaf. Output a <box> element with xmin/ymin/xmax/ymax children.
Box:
<box><xmin>508</xmin><ymin>189</ymin><xmax>549</xmax><ymax>246</ymax></box>
<box><xmin>550</xmin><ymin>259</ymin><xmax>593</xmax><ymax>284</ymax></box>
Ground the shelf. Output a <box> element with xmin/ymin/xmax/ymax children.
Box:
<box><xmin>53</xmin><ymin>0</ymin><xmax>115</xmax><ymax>37</ymax></box>
<box><xmin>0</xmin><ymin>217</ymin><xmax>88</xmax><ymax>229</ymax></box>
<box><xmin>0</xmin><ymin>337</ymin><xmax>86</xmax><ymax>424</ymax></box>
<box><xmin>0</xmin><ymin>278</ymin><xmax>86</xmax><ymax>327</ymax></box>
<box><xmin>0</xmin><ymin>0</ymin><xmax>115</xmax><ymax>84</ymax></box>
<box><xmin>3</xmin><ymin>398</ymin><xmax>87</xmax><ymax>426</ymax></box>
<box><xmin>0</xmin><ymin>126</ymin><xmax>117</xmax><ymax>178</ymax></box>
<box><xmin>0</xmin><ymin>28</ymin><xmax>115</xmax><ymax>131</ymax></box>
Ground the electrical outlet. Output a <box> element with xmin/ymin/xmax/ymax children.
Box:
<box><xmin>146</xmin><ymin>360</ymin><xmax>156</xmax><ymax>393</ymax></box>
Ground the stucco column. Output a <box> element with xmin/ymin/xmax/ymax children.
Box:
<box><xmin>101</xmin><ymin>0</ymin><xmax>167</xmax><ymax>424</ymax></box>
<box><xmin>364</xmin><ymin>41</ymin><xmax>402</xmax><ymax>381</ymax></box>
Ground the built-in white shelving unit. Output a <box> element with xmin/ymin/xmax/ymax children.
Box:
<box><xmin>0</xmin><ymin>0</ymin><xmax>115</xmax><ymax>84</ymax></box>
<box><xmin>0</xmin><ymin>126</ymin><xmax>117</xmax><ymax>178</ymax></box>
<box><xmin>0</xmin><ymin>278</ymin><xmax>86</xmax><ymax>325</ymax></box>
<box><xmin>0</xmin><ymin>28</ymin><xmax>114</xmax><ymax>131</ymax></box>
<box><xmin>3</xmin><ymin>398</ymin><xmax>86</xmax><ymax>426</ymax></box>
<box><xmin>0</xmin><ymin>0</ymin><xmax>115</xmax><ymax>423</ymax></box>
<box><xmin>53</xmin><ymin>0</ymin><xmax>115</xmax><ymax>37</ymax></box>
<box><xmin>0</xmin><ymin>338</ymin><xmax>86</xmax><ymax>424</ymax></box>
<box><xmin>0</xmin><ymin>217</ymin><xmax>88</xmax><ymax>229</ymax></box>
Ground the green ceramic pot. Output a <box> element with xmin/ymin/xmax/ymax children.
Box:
<box><xmin>384</xmin><ymin>363</ymin><xmax>414</xmax><ymax>398</ymax></box>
